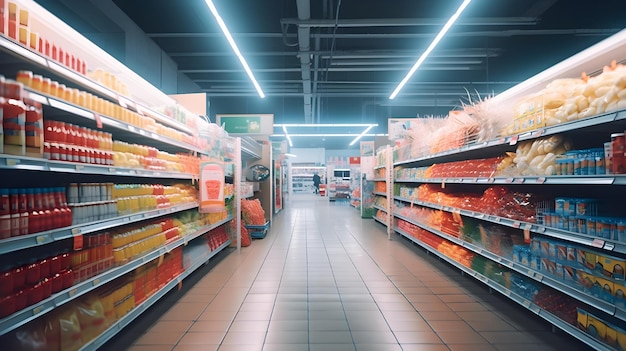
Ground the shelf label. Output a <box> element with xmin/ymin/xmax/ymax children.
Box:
<box><xmin>151</xmin><ymin>133</ymin><xmax>158</xmax><ymax>139</ymax></box>
<box><xmin>487</xmin><ymin>178</ymin><xmax>495</xmax><ymax>183</ymax></box>
<box><xmin>75</xmin><ymin>165</ymin><xmax>84</xmax><ymax>171</ymax></box>
<box><xmin>6</xmin><ymin>158</ymin><xmax>20</xmax><ymax>166</ymax></box>
<box><xmin>130</xmin><ymin>214</ymin><xmax>143</xmax><ymax>221</ymax></box>
<box><xmin>139</xmin><ymin>130</ymin><xmax>147</xmax><ymax>136</ymax></box>
<box><xmin>591</xmin><ymin>238</ymin><xmax>605</xmax><ymax>248</ymax></box>
<box><xmin>536</xmin><ymin>177</ymin><xmax>546</xmax><ymax>184</ymax></box>
<box><xmin>531</xmin><ymin>306</ymin><xmax>541</xmax><ymax>314</ymax></box>
<box><xmin>528</xmin><ymin>269</ymin><xmax>535</xmax><ymax>277</ymax></box>
<box><xmin>73</xmin><ymin>233</ymin><xmax>83</xmax><ymax>251</ymax></box>
<box><xmin>32</xmin><ymin>306</ymin><xmax>43</xmax><ymax>316</ymax></box>
<box><xmin>441</xmin><ymin>180</ymin><xmax>445</xmax><ymax>189</ymax></box>
<box><xmin>504</xmin><ymin>290</ymin><xmax>512</xmax><ymax>297</ymax></box>
<box><xmin>94</xmin><ymin>113</ymin><xmax>103</xmax><ymax>129</ymax></box>
<box><xmin>509</xmin><ymin>135</ymin><xmax>519</xmax><ymax>145</ymax></box>
<box><xmin>512</xmin><ymin>222</ymin><xmax>521</xmax><ymax>228</ymax></box>
<box><xmin>522</xmin><ymin>300</ymin><xmax>531</xmax><ymax>308</ymax></box>
<box><xmin>109</xmin><ymin>168</ymin><xmax>116</xmax><ymax>173</ymax></box>
<box><xmin>128</xmin><ymin>125</ymin><xmax>136</xmax><ymax>133</ymax></box>
<box><xmin>514</xmin><ymin>178</ymin><xmax>524</xmax><ymax>184</ymax></box>
<box><xmin>494</xmin><ymin>217</ymin><xmax>501</xmax><ymax>222</ymax></box>
<box><xmin>535</xmin><ymin>273</ymin><xmax>543</xmax><ymax>281</ymax></box>
<box><xmin>523</xmin><ymin>224</ymin><xmax>531</xmax><ymax>244</ymax></box>
<box><xmin>36</xmin><ymin>235</ymin><xmax>46</xmax><ymax>244</ymax></box>
<box><xmin>92</xmin><ymin>278</ymin><xmax>100</xmax><ymax>286</ymax></box>
<box><xmin>604</xmin><ymin>242</ymin><xmax>615</xmax><ymax>251</ymax></box>
<box><xmin>68</xmin><ymin>288</ymin><xmax>78</xmax><ymax>297</ymax></box>
<box><xmin>531</xmin><ymin>129</ymin><xmax>545</xmax><ymax>138</ymax></box>
<box><xmin>505</xmin><ymin>178</ymin><xmax>514</xmax><ymax>183</ymax></box>
<box><xmin>157</xmin><ymin>254</ymin><xmax>164</xmax><ymax>266</ymax></box>
<box><xmin>71</xmin><ymin>228</ymin><xmax>81</xmax><ymax>235</ymax></box>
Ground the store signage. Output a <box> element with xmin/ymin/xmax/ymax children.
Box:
<box><xmin>216</xmin><ymin>114</ymin><xmax>274</xmax><ymax>135</ymax></box>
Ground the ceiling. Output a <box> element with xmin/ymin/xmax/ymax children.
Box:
<box><xmin>36</xmin><ymin>0</ymin><xmax>626</xmax><ymax>149</ymax></box>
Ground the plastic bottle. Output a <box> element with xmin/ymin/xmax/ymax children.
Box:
<box><xmin>18</xmin><ymin>188</ymin><xmax>28</xmax><ymax>236</ymax></box>
<box><xmin>9</xmin><ymin>188</ymin><xmax>20</xmax><ymax>237</ymax></box>
<box><xmin>27</xmin><ymin>188</ymin><xmax>40</xmax><ymax>234</ymax></box>
<box><xmin>0</xmin><ymin>189</ymin><xmax>11</xmax><ymax>239</ymax></box>
<box><xmin>39</xmin><ymin>188</ymin><xmax>52</xmax><ymax>231</ymax></box>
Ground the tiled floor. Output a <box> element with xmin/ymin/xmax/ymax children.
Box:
<box><xmin>112</xmin><ymin>194</ymin><xmax>592</xmax><ymax>351</ymax></box>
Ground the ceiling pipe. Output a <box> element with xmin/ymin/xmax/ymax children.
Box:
<box><xmin>295</xmin><ymin>0</ymin><xmax>313</xmax><ymax>123</ymax></box>
<box><xmin>312</xmin><ymin>35</ymin><xmax>321</xmax><ymax>124</ymax></box>
<box><xmin>182</xmin><ymin>66</ymin><xmax>476</xmax><ymax>73</ymax></box>
<box><xmin>279</xmin><ymin>17</ymin><xmax>539</xmax><ymax>27</ymax></box>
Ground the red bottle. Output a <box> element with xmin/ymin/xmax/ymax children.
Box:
<box><xmin>0</xmin><ymin>189</ymin><xmax>10</xmax><ymax>239</ymax></box>
<box><xmin>27</xmin><ymin>188</ymin><xmax>40</xmax><ymax>234</ymax></box>
<box><xmin>9</xmin><ymin>189</ymin><xmax>20</xmax><ymax>237</ymax></box>
<box><xmin>18</xmin><ymin>188</ymin><xmax>28</xmax><ymax>236</ymax></box>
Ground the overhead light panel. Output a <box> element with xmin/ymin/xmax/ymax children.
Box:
<box><xmin>282</xmin><ymin>126</ymin><xmax>293</xmax><ymax>147</ymax></box>
<box><xmin>389</xmin><ymin>0</ymin><xmax>472</xmax><ymax>99</ymax></box>
<box><xmin>349</xmin><ymin>125</ymin><xmax>375</xmax><ymax>146</ymax></box>
<box><xmin>204</xmin><ymin>0</ymin><xmax>265</xmax><ymax>98</ymax></box>
<box><xmin>285</xmin><ymin>153</ymin><xmax>297</xmax><ymax>158</ymax></box>
<box><xmin>274</xmin><ymin>123</ymin><xmax>378</xmax><ymax>128</ymax></box>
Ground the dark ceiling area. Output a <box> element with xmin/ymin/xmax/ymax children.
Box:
<box><xmin>35</xmin><ymin>0</ymin><xmax>626</xmax><ymax>149</ymax></box>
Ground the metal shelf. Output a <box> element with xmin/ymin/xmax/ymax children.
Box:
<box><xmin>0</xmin><ymin>36</ymin><xmax>192</xmax><ymax>135</ymax></box>
<box><xmin>0</xmin><ymin>217</ymin><xmax>232</xmax><ymax>336</ymax></box>
<box><xmin>26</xmin><ymin>91</ymin><xmax>203</xmax><ymax>154</ymax></box>
<box><xmin>373</xmin><ymin>216</ymin><xmax>388</xmax><ymax>227</ymax></box>
<box><xmin>374</xmin><ymin>165</ymin><xmax>386</xmax><ymax>170</ymax></box>
<box><xmin>0</xmin><ymin>202</ymin><xmax>199</xmax><ymax>255</ymax></box>
<box><xmin>396</xmin><ymin>175</ymin><xmax>626</xmax><ymax>186</ymax></box>
<box><xmin>79</xmin><ymin>239</ymin><xmax>231</xmax><ymax>351</ymax></box>
<box><xmin>394</xmin><ymin>196</ymin><xmax>626</xmax><ymax>255</ymax></box>
<box><xmin>393</xmin><ymin>227</ymin><xmax>615</xmax><ymax>351</ymax></box>
<box><xmin>394</xmin><ymin>213</ymin><xmax>623</xmax><ymax>321</ymax></box>
<box><xmin>0</xmin><ymin>154</ymin><xmax>195</xmax><ymax>179</ymax></box>
<box><xmin>240</xmin><ymin>136</ymin><xmax>262</xmax><ymax>160</ymax></box>
<box><xmin>372</xmin><ymin>191</ymin><xmax>387</xmax><ymax>197</ymax></box>
<box><xmin>394</xmin><ymin>109</ymin><xmax>626</xmax><ymax>167</ymax></box>
<box><xmin>371</xmin><ymin>178</ymin><xmax>387</xmax><ymax>182</ymax></box>
<box><xmin>373</xmin><ymin>204</ymin><xmax>388</xmax><ymax>213</ymax></box>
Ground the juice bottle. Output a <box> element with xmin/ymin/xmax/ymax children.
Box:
<box><xmin>27</xmin><ymin>188</ymin><xmax>40</xmax><ymax>234</ymax></box>
<box><xmin>39</xmin><ymin>188</ymin><xmax>51</xmax><ymax>231</ymax></box>
<box><xmin>2</xmin><ymin>80</ymin><xmax>25</xmax><ymax>155</ymax></box>
<box><xmin>7</xmin><ymin>2</ymin><xmax>16</xmax><ymax>40</ymax></box>
<box><xmin>18</xmin><ymin>188</ymin><xmax>28</xmax><ymax>236</ymax></box>
<box><xmin>0</xmin><ymin>189</ymin><xmax>10</xmax><ymax>239</ymax></box>
<box><xmin>24</xmin><ymin>99</ymin><xmax>42</xmax><ymax>150</ymax></box>
<box><xmin>9</xmin><ymin>188</ymin><xmax>19</xmax><ymax>237</ymax></box>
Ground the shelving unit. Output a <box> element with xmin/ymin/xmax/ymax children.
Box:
<box><xmin>372</xmin><ymin>146</ymin><xmax>393</xmax><ymax>238</ymax></box>
<box><xmin>391</xmin><ymin>31</ymin><xmax>626</xmax><ymax>351</ymax></box>
<box><xmin>0</xmin><ymin>1</ymin><xmax>238</xmax><ymax>349</ymax></box>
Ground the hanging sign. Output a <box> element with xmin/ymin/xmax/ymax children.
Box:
<box><xmin>199</xmin><ymin>160</ymin><xmax>225</xmax><ymax>213</ymax></box>
<box><xmin>216</xmin><ymin>114</ymin><xmax>274</xmax><ymax>135</ymax></box>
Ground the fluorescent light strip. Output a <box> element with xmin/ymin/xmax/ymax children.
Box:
<box><xmin>274</xmin><ymin>123</ymin><xmax>378</xmax><ymax>128</ymax></box>
<box><xmin>349</xmin><ymin>125</ymin><xmax>375</xmax><ymax>146</ymax></box>
<box><xmin>282</xmin><ymin>126</ymin><xmax>293</xmax><ymax>147</ymax></box>
<box><xmin>273</xmin><ymin>133</ymin><xmax>377</xmax><ymax>137</ymax></box>
<box><xmin>389</xmin><ymin>0</ymin><xmax>472</xmax><ymax>100</ymax></box>
<box><xmin>285</xmin><ymin>153</ymin><xmax>297</xmax><ymax>158</ymax></box>
<box><xmin>205</xmin><ymin>0</ymin><xmax>265</xmax><ymax>98</ymax></box>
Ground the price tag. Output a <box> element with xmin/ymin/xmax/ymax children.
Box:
<box><xmin>92</xmin><ymin>278</ymin><xmax>100</xmax><ymax>286</ymax></box>
<box><xmin>512</xmin><ymin>222</ymin><xmax>521</xmax><ymax>228</ymax></box>
<box><xmin>36</xmin><ymin>236</ymin><xmax>46</xmax><ymax>244</ymax></box>
<box><xmin>73</xmin><ymin>233</ymin><xmax>83</xmax><ymax>251</ymax></box>
<box><xmin>122</xmin><ymin>217</ymin><xmax>130</xmax><ymax>223</ymax></box>
<box><xmin>130</xmin><ymin>214</ymin><xmax>143</xmax><ymax>221</ymax></box>
<box><xmin>441</xmin><ymin>180</ymin><xmax>445</xmax><ymax>189</ymax></box>
<box><xmin>6</xmin><ymin>158</ymin><xmax>20</xmax><ymax>166</ymax></box>
<box><xmin>139</xmin><ymin>130</ymin><xmax>146</xmax><ymax>136</ymax></box>
<box><xmin>604</xmin><ymin>242</ymin><xmax>615</xmax><ymax>251</ymax></box>
<box><xmin>117</xmin><ymin>95</ymin><xmax>127</xmax><ymax>108</ymax></box>
<box><xmin>68</xmin><ymin>288</ymin><xmax>78</xmax><ymax>297</ymax></box>
<box><xmin>528</xmin><ymin>269</ymin><xmax>535</xmax><ymax>277</ymax></box>
<box><xmin>509</xmin><ymin>135</ymin><xmax>519</xmax><ymax>145</ymax></box>
<box><xmin>532</xmin><ymin>129</ymin><xmax>545</xmax><ymax>138</ymax></box>
<box><xmin>535</xmin><ymin>273</ymin><xmax>543</xmax><ymax>281</ymax></box>
<box><xmin>514</xmin><ymin>178</ymin><xmax>524</xmax><ymax>184</ymax></box>
<box><xmin>177</xmin><ymin>280</ymin><xmax>183</xmax><ymax>291</ymax></box>
<box><xmin>494</xmin><ymin>217</ymin><xmax>501</xmax><ymax>222</ymax></box>
<box><xmin>505</xmin><ymin>178</ymin><xmax>514</xmax><ymax>183</ymax></box>
<box><xmin>522</xmin><ymin>300</ymin><xmax>531</xmax><ymax>308</ymax></box>
<box><xmin>487</xmin><ymin>178</ymin><xmax>495</xmax><ymax>183</ymax></box>
<box><xmin>75</xmin><ymin>165</ymin><xmax>84</xmax><ymax>171</ymax></box>
<box><xmin>128</xmin><ymin>125</ymin><xmax>136</xmax><ymax>132</ymax></box>
<box><xmin>536</xmin><ymin>177</ymin><xmax>546</xmax><ymax>184</ymax></box>
<box><xmin>157</xmin><ymin>254</ymin><xmax>164</xmax><ymax>266</ymax></box>
<box><xmin>591</xmin><ymin>239</ymin><xmax>605</xmax><ymax>248</ymax></box>
<box><xmin>71</xmin><ymin>228</ymin><xmax>81</xmax><ymax>235</ymax></box>
<box><xmin>94</xmin><ymin>113</ymin><xmax>103</xmax><ymax>128</ymax></box>
<box><xmin>523</xmin><ymin>224</ymin><xmax>532</xmax><ymax>244</ymax></box>
<box><xmin>32</xmin><ymin>306</ymin><xmax>43</xmax><ymax>315</ymax></box>
<box><xmin>109</xmin><ymin>168</ymin><xmax>116</xmax><ymax>173</ymax></box>
<box><xmin>531</xmin><ymin>306</ymin><xmax>541</xmax><ymax>314</ymax></box>
<box><xmin>151</xmin><ymin>133</ymin><xmax>158</xmax><ymax>139</ymax></box>
<box><xmin>504</xmin><ymin>290</ymin><xmax>512</xmax><ymax>297</ymax></box>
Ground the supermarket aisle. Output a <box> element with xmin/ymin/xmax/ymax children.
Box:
<box><xmin>120</xmin><ymin>194</ymin><xmax>591</xmax><ymax>351</ymax></box>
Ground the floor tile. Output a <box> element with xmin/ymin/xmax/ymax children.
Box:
<box><xmin>427</xmin><ymin>320</ymin><xmax>473</xmax><ymax>332</ymax></box>
<box><xmin>172</xmin><ymin>345</ymin><xmax>219</xmax><ymax>351</ymax></box>
<box><xmin>393</xmin><ymin>331</ymin><xmax>442</xmax><ymax>344</ymax></box>
<box><xmin>354</xmin><ymin>344</ymin><xmax>402</xmax><ymax>351</ymax></box>
<box><xmin>176</xmin><ymin>332</ymin><xmax>225</xmax><ymax>345</ymax></box>
<box><xmin>309</xmin><ymin>331</ymin><xmax>354</xmax><ymax>344</ymax></box>
<box><xmin>265</xmin><ymin>330</ymin><xmax>309</xmax><ymax>344</ymax></box>
<box><xmin>309</xmin><ymin>344</ymin><xmax>356</xmax><ymax>351</ymax></box>
<box><xmin>436</xmin><ymin>330</ymin><xmax>489</xmax><ymax>344</ymax></box>
<box><xmin>262</xmin><ymin>344</ymin><xmax>309</xmax><ymax>351</ymax></box>
<box><xmin>227</xmin><ymin>320</ymin><xmax>270</xmax><ymax>332</ymax></box>
<box><xmin>221</xmin><ymin>331</ymin><xmax>266</xmax><ymax>344</ymax></box>
<box><xmin>267</xmin><ymin>320</ymin><xmax>308</xmax><ymax>332</ymax></box>
<box><xmin>134</xmin><ymin>331</ymin><xmax>182</xmax><ymax>345</ymax></box>
<box><xmin>309</xmin><ymin>319</ymin><xmax>351</xmax><ymax>331</ymax></box>
<box><xmin>129</xmin><ymin>346</ymin><xmax>173</xmax><ymax>351</ymax></box>
<box><xmin>446</xmin><ymin>302</ymin><xmax>489</xmax><ymax>312</ymax></box>
<box><xmin>148</xmin><ymin>320</ymin><xmax>193</xmax><ymax>333</ymax></box>
<box><xmin>351</xmin><ymin>330</ymin><xmax>398</xmax><ymax>344</ymax></box>
<box><xmin>399</xmin><ymin>345</ymin><xmax>450</xmax><ymax>351</ymax></box>
<box><xmin>188</xmin><ymin>320</ymin><xmax>232</xmax><ymax>332</ymax></box>
<box><xmin>446</xmin><ymin>344</ymin><xmax>498</xmax><ymax>351</ymax></box>
<box><xmin>217</xmin><ymin>345</ymin><xmax>263</xmax><ymax>351</ymax></box>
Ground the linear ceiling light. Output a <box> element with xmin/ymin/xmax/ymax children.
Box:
<box><xmin>349</xmin><ymin>125</ymin><xmax>375</xmax><ymax>146</ymax></box>
<box><xmin>273</xmin><ymin>133</ymin><xmax>380</xmax><ymax>137</ymax></box>
<box><xmin>204</xmin><ymin>0</ymin><xmax>265</xmax><ymax>98</ymax></box>
<box><xmin>389</xmin><ymin>0</ymin><xmax>472</xmax><ymax>99</ymax></box>
<box><xmin>282</xmin><ymin>126</ymin><xmax>293</xmax><ymax>147</ymax></box>
<box><xmin>275</xmin><ymin>123</ymin><xmax>378</xmax><ymax>128</ymax></box>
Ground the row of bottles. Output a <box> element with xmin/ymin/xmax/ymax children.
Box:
<box><xmin>0</xmin><ymin>187</ymin><xmax>72</xmax><ymax>239</ymax></box>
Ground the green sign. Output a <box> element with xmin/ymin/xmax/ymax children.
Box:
<box><xmin>220</xmin><ymin>116</ymin><xmax>262</xmax><ymax>134</ymax></box>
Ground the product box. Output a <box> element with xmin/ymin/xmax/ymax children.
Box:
<box><xmin>587</xmin><ymin>312</ymin><xmax>609</xmax><ymax>343</ymax></box>
<box><xmin>513</xmin><ymin>93</ymin><xmax>545</xmax><ymax>133</ymax></box>
<box><xmin>577</xmin><ymin>248</ymin><xmax>597</xmax><ymax>270</ymax></box>
<box><xmin>567</xmin><ymin>245</ymin><xmax>577</xmax><ymax>262</ymax></box>
<box><xmin>564</xmin><ymin>265</ymin><xmax>577</xmax><ymax>284</ymax></box>
<box><xmin>556</xmin><ymin>243</ymin><xmax>568</xmax><ymax>263</ymax></box>
<box><xmin>615</xmin><ymin>283</ymin><xmax>625</xmax><ymax>309</ymax></box>
<box><xmin>596</xmin><ymin>254</ymin><xmax>626</xmax><ymax>280</ymax></box>
<box><xmin>541</xmin><ymin>258</ymin><xmax>557</xmax><ymax>276</ymax></box>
